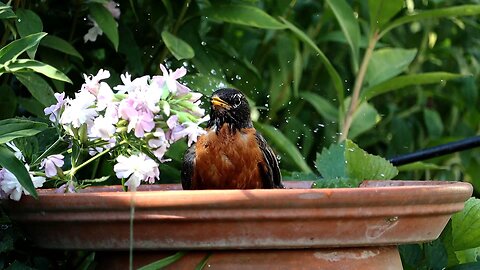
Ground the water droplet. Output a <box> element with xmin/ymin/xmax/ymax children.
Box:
<box><xmin>210</xmin><ymin>69</ymin><xmax>217</xmax><ymax>75</ymax></box>
<box><xmin>201</xmin><ymin>41</ymin><xmax>207</xmax><ymax>46</ymax></box>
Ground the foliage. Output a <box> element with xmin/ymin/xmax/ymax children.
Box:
<box><xmin>0</xmin><ymin>0</ymin><xmax>479</xmax><ymax>268</ymax></box>
<box><xmin>312</xmin><ymin>139</ymin><xmax>398</xmax><ymax>188</ymax></box>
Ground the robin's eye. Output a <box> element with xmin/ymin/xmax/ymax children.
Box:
<box><xmin>232</xmin><ymin>98</ymin><xmax>242</xmax><ymax>108</ymax></box>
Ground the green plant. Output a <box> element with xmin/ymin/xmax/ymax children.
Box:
<box><xmin>0</xmin><ymin>0</ymin><xmax>480</xmax><ymax>269</ymax></box>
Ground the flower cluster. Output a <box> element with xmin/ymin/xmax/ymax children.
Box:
<box><xmin>0</xmin><ymin>64</ymin><xmax>208</xmax><ymax>200</ymax></box>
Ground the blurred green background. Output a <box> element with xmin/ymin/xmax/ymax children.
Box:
<box><xmin>1</xmin><ymin>1</ymin><xmax>480</xmax><ymax>268</ymax></box>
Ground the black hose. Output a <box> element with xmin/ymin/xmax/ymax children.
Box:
<box><xmin>388</xmin><ymin>136</ymin><xmax>480</xmax><ymax>166</ymax></box>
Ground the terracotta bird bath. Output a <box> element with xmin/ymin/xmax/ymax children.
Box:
<box><xmin>3</xmin><ymin>180</ymin><xmax>473</xmax><ymax>269</ymax></box>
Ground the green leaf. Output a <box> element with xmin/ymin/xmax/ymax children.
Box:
<box><xmin>203</xmin><ymin>4</ymin><xmax>286</xmax><ymax>29</ymax></box>
<box><xmin>397</xmin><ymin>161</ymin><xmax>447</xmax><ymax>172</ymax></box>
<box><xmin>40</xmin><ymin>35</ymin><xmax>83</xmax><ymax>60</ymax></box>
<box><xmin>455</xmin><ymin>248</ymin><xmax>480</xmax><ymax>264</ymax></box>
<box><xmin>254</xmin><ymin>122</ymin><xmax>312</xmax><ymax>173</ymax></box>
<box><xmin>137</xmin><ymin>251</ymin><xmax>186</xmax><ymax>270</ymax></box>
<box><xmin>362</xmin><ymin>72</ymin><xmax>464</xmax><ymax>100</ymax></box>
<box><xmin>161</xmin><ymin>31</ymin><xmax>195</xmax><ymax>60</ymax></box>
<box><xmin>424</xmin><ymin>239</ymin><xmax>448</xmax><ymax>270</ymax></box>
<box><xmin>368</xmin><ymin>0</ymin><xmax>403</xmax><ymax>30</ymax></box>
<box><xmin>380</xmin><ymin>5</ymin><xmax>480</xmax><ymax>38</ymax></box>
<box><xmin>15</xmin><ymin>9</ymin><xmax>43</xmax><ymax>59</ymax></box>
<box><xmin>300</xmin><ymin>92</ymin><xmax>338</xmax><ymax>122</ymax></box>
<box><xmin>89</xmin><ymin>3</ymin><xmax>119</xmax><ymax>51</ymax></box>
<box><xmin>0</xmin><ymin>59</ymin><xmax>72</xmax><ymax>83</ymax></box>
<box><xmin>423</xmin><ymin>108</ymin><xmax>444</xmax><ymax>139</ymax></box>
<box><xmin>0</xmin><ymin>145</ymin><xmax>37</xmax><ymax>198</ymax></box>
<box><xmin>365</xmin><ymin>48</ymin><xmax>417</xmax><ymax>87</ymax></box>
<box><xmin>447</xmin><ymin>262</ymin><xmax>480</xmax><ymax>270</ymax></box>
<box><xmin>280</xmin><ymin>18</ymin><xmax>344</xmax><ymax>112</ymax></box>
<box><xmin>0</xmin><ymin>3</ymin><xmax>16</xmax><ymax>19</ymax></box>
<box><xmin>452</xmin><ymin>197</ymin><xmax>480</xmax><ymax>250</ymax></box>
<box><xmin>0</xmin><ymin>85</ymin><xmax>17</xmax><ymax>119</ymax></box>
<box><xmin>0</xmin><ymin>119</ymin><xmax>48</xmax><ymax>144</ymax></box>
<box><xmin>17</xmin><ymin>97</ymin><xmax>45</xmax><ymax>118</ymax></box>
<box><xmin>313</xmin><ymin>140</ymin><xmax>398</xmax><ymax>188</ymax></box>
<box><xmin>399</xmin><ymin>244</ymin><xmax>424</xmax><ymax>269</ymax></box>
<box><xmin>349</xmin><ymin>101</ymin><xmax>380</xmax><ymax>139</ymax></box>
<box><xmin>194</xmin><ymin>253</ymin><xmax>212</xmax><ymax>270</ymax></box>
<box><xmin>81</xmin><ymin>176</ymin><xmax>110</xmax><ymax>183</ymax></box>
<box><xmin>293</xmin><ymin>48</ymin><xmax>302</xmax><ymax>97</ymax></box>
<box><xmin>325</xmin><ymin>0</ymin><xmax>360</xmax><ymax>70</ymax></box>
<box><xmin>0</xmin><ymin>32</ymin><xmax>47</xmax><ymax>65</ymax></box>
<box><xmin>15</xmin><ymin>72</ymin><xmax>56</xmax><ymax>107</ymax></box>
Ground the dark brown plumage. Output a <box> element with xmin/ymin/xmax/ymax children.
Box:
<box><xmin>181</xmin><ymin>88</ymin><xmax>284</xmax><ymax>189</ymax></box>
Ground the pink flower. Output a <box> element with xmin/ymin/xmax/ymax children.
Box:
<box><xmin>44</xmin><ymin>92</ymin><xmax>66</xmax><ymax>122</ymax></box>
<box><xmin>113</xmin><ymin>153</ymin><xmax>159</xmax><ymax>189</ymax></box>
<box><xmin>40</xmin><ymin>154</ymin><xmax>64</xmax><ymax>177</ymax></box>
<box><xmin>166</xmin><ymin>115</ymin><xmax>179</xmax><ymax>129</ymax></box>
<box><xmin>104</xmin><ymin>1</ymin><xmax>121</xmax><ymax>19</ymax></box>
<box><xmin>130</xmin><ymin>111</ymin><xmax>155</xmax><ymax>138</ymax></box>
<box><xmin>55</xmin><ymin>181</ymin><xmax>75</xmax><ymax>194</ymax></box>
<box><xmin>148</xmin><ymin>129</ymin><xmax>170</xmax><ymax>161</ymax></box>
<box><xmin>156</xmin><ymin>64</ymin><xmax>191</xmax><ymax>95</ymax></box>
<box><xmin>82</xmin><ymin>69</ymin><xmax>111</xmax><ymax>96</ymax></box>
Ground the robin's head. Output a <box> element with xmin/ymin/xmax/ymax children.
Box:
<box><xmin>207</xmin><ymin>88</ymin><xmax>252</xmax><ymax>131</ymax></box>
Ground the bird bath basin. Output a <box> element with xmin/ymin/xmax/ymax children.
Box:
<box><xmin>3</xmin><ymin>180</ymin><xmax>472</xmax><ymax>269</ymax></box>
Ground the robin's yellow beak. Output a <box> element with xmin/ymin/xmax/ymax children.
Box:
<box><xmin>211</xmin><ymin>95</ymin><xmax>231</xmax><ymax>110</ymax></box>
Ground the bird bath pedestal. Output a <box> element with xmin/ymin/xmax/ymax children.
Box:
<box><xmin>4</xmin><ymin>180</ymin><xmax>473</xmax><ymax>269</ymax></box>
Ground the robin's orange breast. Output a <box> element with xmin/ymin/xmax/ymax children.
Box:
<box><xmin>192</xmin><ymin>124</ymin><xmax>267</xmax><ymax>189</ymax></box>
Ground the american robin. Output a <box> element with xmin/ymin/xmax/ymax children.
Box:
<box><xmin>181</xmin><ymin>88</ymin><xmax>284</xmax><ymax>189</ymax></box>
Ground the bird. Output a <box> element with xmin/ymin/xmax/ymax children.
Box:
<box><xmin>181</xmin><ymin>88</ymin><xmax>284</xmax><ymax>190</ymax></box>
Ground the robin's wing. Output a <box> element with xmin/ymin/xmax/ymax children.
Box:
<box><xmin>181</xmin><ymin>144</ymin><xmax>196</xmax><ymax>190</ymax></box>
<box><xmin>255</xmin><ymin>132</ymin><xmax>284</xmax><ymax>189</ymax></box>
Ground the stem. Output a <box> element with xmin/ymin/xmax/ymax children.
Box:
<box><xmin>129</xmin><ymin>185</ymin><xmax>136</xmax><ymax>270</ymax></box>
<box><xmin>67</xmin><ymin>147</ymin><xmax>111</xmax><ymax>176</ymax></box>
<box><xmin>68</xmin><ymin>0</ymin><xmax>81</xmax><ymax>43</ymax></box>
<box><xmin>152</xmin><ymin>0</ymin><xmax>192</xmax><ymax>72</ymax></box>
<box><xmin>32</xmin><ymin>137</ymin><xmax>64</xmax><ymax>166</ymax></box>
<box><xmin>339</xmin><ymin>31</ymin><xmax>378</xmax><ymax>142</ymax></box>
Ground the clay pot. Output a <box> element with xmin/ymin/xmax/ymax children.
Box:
<box><xmin>3</xmin><ymin>180</ymin><xmax>472</xmax><ymax>269</ymax></box>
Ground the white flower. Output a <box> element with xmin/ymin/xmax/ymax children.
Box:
<box><xmin>96</xmin><ymin>82</ymin><xmax>115</xmax><ymax>111</ymax></box>
<box><xmin>82</xmin><ymin>69</ymin><xmax>111</xmax><ymax>96</ymax></box>
<box><xmin>89</xmin><ymin>115</ymin><xmax>116</xmax><ymax>140</ymax></box>
<box><xmin>84</xmin><ymin>16</ymin><xmax>103</xmax><ymax>43</ymax></box>
<box><xmin>40</xmin><ymin>154</ymin><xmax>64</xmax><ymax>178</ymax></box>
<box><xmin>0</xmin><ymin>166</ymin><xmax>45</xmax><ymax>201</ymax></box>
<box><xmin>114</xmin><ymin>73</ymin><xmax>150</xmax><ymax>94</ymax></box>
<box><xmin>113</xmin><ymin>153</ymin><xmax>159</xmax><ymax>189</ymax></box>
<box><xmin>60</xmin><ymin>91</ymin><xmax>98</xmax><ymax>128</ymax></box>
<box><xmin>6</xmin><ymin>142</ymin><xmax>25</xmax><ymax>162</ymax></box>
<box><xmin>44</xmin><ymin>92</ymin><xmax>66</xmax><ymax>122</ymax></box>
<box><xmin>104</xmin><ymin>1</ymin><xmax>121</xmax><ymax>19</ymax></box>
